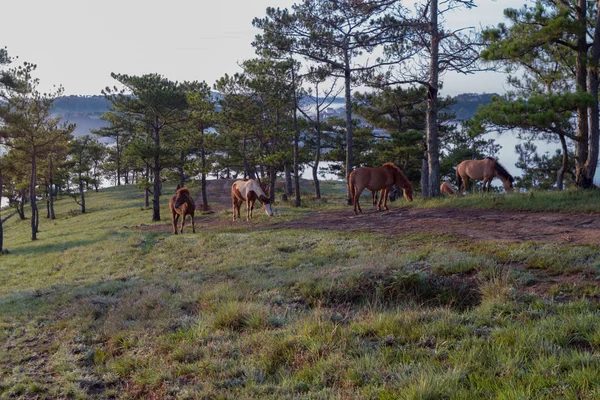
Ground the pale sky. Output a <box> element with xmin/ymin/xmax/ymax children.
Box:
<box><xmin>1</xmin><ymin>0</ymin><xmax>526</xmax><ymax>97</ymax></box>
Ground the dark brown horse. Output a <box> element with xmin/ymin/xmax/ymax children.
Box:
<box><xmin>231</xmin><ymin>179</ymin><xmax>273</xmax><ymax>221</ymax></box>
<box><xmin>348</xmin><ymin>162</ymin><xmax>413</xmax><ymax>215</ymax></box>
<box><xmin>456</xmin><ymin>157</ymin><xmax>514</xmax><ymax>193</ymax></box>
<box><xmin>169</xmin><ymin>184</ymin><xmax>196</xmax><ymax>234</ymax></box>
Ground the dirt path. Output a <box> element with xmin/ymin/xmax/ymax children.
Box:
<box><xmin>270</xmin><ymin>207</ymin><xmax>600</xmax><ymax>245</ymax></box>
<box><xmin>156</xmin><ymin>180</ymin><xmax>600</xmax><ymax>246</ymax></box>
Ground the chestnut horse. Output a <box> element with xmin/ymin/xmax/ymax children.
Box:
<box><xmin>232</xmin><ymin>179</ymin><xmax>274</xmax><ymax>221</ymax></box>
<box><xmin>169</xmin><ymin>184</ymin><xmax>195</xmax><ymax>235</ymax></box>
<box><xmin>456</xmin><ymin>157</ymin><xmax>514</xmax><ymax>193</ymax></box>
<box><xmin>348</xmin><ymin>163</ymin><xmax>413</xmax><ymax>215</ymax></box>
<box><xmin>440</xmin><ymin>181</ymin><xmax>456</xmax><ymax>195</ymax></box>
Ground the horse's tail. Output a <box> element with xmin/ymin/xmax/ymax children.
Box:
<box><xmin>456</xmin><ymin>168</ymin><xmax>462</xmax><ymax>191</ymax></box>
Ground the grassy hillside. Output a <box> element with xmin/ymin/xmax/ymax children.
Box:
<box><xmin>1</xmin><ymin>183</ymin><xmax>600</xmax><ymax>399</ymax></box>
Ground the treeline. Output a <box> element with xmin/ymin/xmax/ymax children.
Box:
<box><xmin>2</xmin><ymin>0</ymin><xmax>600</xmax><ymax>249</ymax></box>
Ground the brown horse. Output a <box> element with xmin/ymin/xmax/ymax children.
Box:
<box><xmin>348</xmin><ymin>162</ymin><xmax>413</xmax><ymax>215</ymax></box>
<box><xmin>440</xmin><ymin>181</ymin><xmax>456</xmax><ymax>195</ymax></box>
<box><xmin>232</xmin><ymin>179</ymin><xmax>274</xmax><ymax>221</ymax></box>
<box><xmin>456</xmin><ymin>157</ymin><xmax>514</xmax><ymax>193</ymax></box>
<box><xmin>169</xmin><ymin>184</ymin><xmax>196</xmax><ymax>235</ymax></box>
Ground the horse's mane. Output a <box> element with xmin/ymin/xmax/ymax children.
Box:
<box><xmin>485</xmin><ymin>156</ymin><xmax>497</xmax><ymax>162</ymax></box>
<box><xmin>382</xmin><ymin>162</ymin><xmax>411</xmax><ymax>188</ymax></box>
<box><xmin>381</xmin><ymin>162</ymin><xmax>401</xmax><ymax>173</ymax></box>
<box><xmin>177</xmin><ymin>187</ymin><xmax>191</xmax><ymax>195</ymax></box>
<box><xmin>492</xmin><ymin>160</ymin><xmax>514</xmax><ymax>182</ymax></box>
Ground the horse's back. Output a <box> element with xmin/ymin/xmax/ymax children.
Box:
<box><xmin>233</xmin><ymin>179</ymin><xmax>265</xmax><ymax>200</ymax></box>
<box><xmin>351</xmin><ymin>166</ymin><xmax>393</xmax><ymax>191</ymax></box>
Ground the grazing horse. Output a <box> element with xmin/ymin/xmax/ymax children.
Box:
<box><xmin>456</xmin><ymin>157</ymin><xmax>514</xmax><ymax>193</ymax></box>
<box><xmin>169</xmin><ymin>184</ymin><xmax>195</xmax><ymax>235</ymax></box>
<box><xmin>440</xmin><ymin>181</ymin><xmax>456</xmax><ymax>195</ymax></box>
<box><xmin>232</xmin><ymin>179</ymin><xmax>274</xmax><ymax>221</ymax></box>
<box><xmin>348</xmin><ymin>162</ymin><xmax>413</xmax><ymax>215</ymax></box>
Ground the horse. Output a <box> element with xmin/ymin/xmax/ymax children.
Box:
<box><xmin>232</xmin><ymin>179</ymin><xmax>274</xmax><ymax>221</ymax></box>
<box><xmin>348</xmin><ymin>162</ymin><xmax>413</xmax><ymax>215</ymax></box>
<box><xmin>440</xmin><ymin>181</ymin><xmax>456</xmax><ymax>195</ymax></box>
<box><xmin>456</xmin><ymin>157</ymin><xmax>514</xmax><ymax>193</ymax></box>
<box><xmin>169</xmin><ymin>184</ymin><xmax>196</xmax><ymax>235</ymax></box>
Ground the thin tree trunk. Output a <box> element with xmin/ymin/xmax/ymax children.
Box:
<box><xmin>18</xmin><ymin>191</ymin><xmax>26</xmax><ymax>220</ymax></box>
<box><xmin>575</xmin><ymin>0</ymin><xmax>589</xmax><ymax>187</ymax></box>
<box><xmin>79</xmin><ymin>171</ymin><xmax>86</xmax><ymax>214</ymax></box>
<box><xmin>421</xmin><ymin>152</ymin><xmax>430</xmax><ymax>197</ymax></box>
<box><xmin>152</xmin><ymin>122</ymin><xmax>161</xmax><ymax>221</ymax></box>
<box><xmin>30</xmin><ymin>153</ymin><xmax>38</xmax><ymax>240</ymax></box>
<box><xmin>179</xmin><ymin>150</ymin><xmax>186</xmax><ymax>189</ymax></box>
<box><xmin>269</xmin><ymin>166</ymin><xmax>277</xmax><ymax>204</ymax></box>
<box><xmin>200</xmin><ymin>130</ymin><xmax>209</xmax><ymax>210</ymax></box>
<box><xmin>556</xmin><ymin>134</ymin><xmax>568</xmax><ymax>191</ymax></box>
<box><xmin>116</xmin><ymin>135</ymin><xmax>122</xmax><ymax>186</ymax></box>
<box><xmin>145</xmin><ymin>164</ymin><xmax>150</xmax><ymax>208</ymax></box>
<box><xmin>583</xmin><ymin>5</ymin><xmax>600</xmax><ymax>188</ymax></box>
<box><xmin>49</xmin><ymin>178</ymin><xmax>56</xmax><ymax>219</ymax></box>
<box><xmin>284</xmin><ymin>164</ymin><xmax>292</xmax><ymax>199</ymax></box>
<box><xmin>313</xmin><ymin>85</ymin><xmax>322</xmax><ymax>200</ymax></box>
<box><xmin>344</xmin><ymin>49</ymin><xmax>354</xmax><ymax>205</ymax></box>
<box><xmin>426</xmin><ymin>0</ymin><xmax>441</xmax><ymax>198</ymax></box>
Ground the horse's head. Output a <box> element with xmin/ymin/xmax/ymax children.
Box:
<box><xmin>259</xmin><ymin>195</ymin><xmax>274</xmax><ymax>216</ymax></box>
<box><xmin>174</xmin><ymin>187</ymin><xmax>191</xmax><ymax>209</ymax></box>
<box><xmin>503</xmin><ymin>178</ymin><xmax>514</xmax><ymax>192</ymax></box>
<box><xmin>402</xmin><ymin>183</ymin><xmax>414</xmax><ymax>202</ymax></box>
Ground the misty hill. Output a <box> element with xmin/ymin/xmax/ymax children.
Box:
<box><xmin>446</xmin><ymin>92</ymin><xmax>499</xmax><ymax>120</ymax></box>
<box><xmin>52</xmin><ymin>92</ymin><xmax>499</xmax><ymax>140</ymax></box>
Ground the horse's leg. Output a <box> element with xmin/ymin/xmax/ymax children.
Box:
<box><xmin>382</xmin><ymin>188</ymin><xmax>389</xmax><ymax>210</ymax></box>
<box><xmin>246</xmin><ymin>198</ymin><xmax>252</xmax><ymax>221</ymax></box>
<box><xmin>191</xmin><ymin>212</ymin><xmax>195</xmax><ymax>233</ymax></box>
<box><xmin>180</xmin><ymin>210</ymin><xmax>186</xmax><ymax>233</ymax></box>
<box><xmin>376</xmin><ymin>189</ymin><xmax>385</xmax><ymax>211</ymax></box>
<box><xmin>172</xmin><ymin>212</ymin><xmax>179</xmax><ymax>235</ymax></box>
<box><xmin>354</xmin><ymin>186</ymin><xmax>364</xmax><ymax>214</ymax></box>
<box><xmin>232</xmin><ymin>196</ymin><xmax>237</xmax><ymax>221</ymax></box>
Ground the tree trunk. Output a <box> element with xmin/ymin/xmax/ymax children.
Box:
<box><xmin>344</xmin><ymin>50</ymin><xmax>354</xmax><ymax>205</ymax></box>
<box><xmin>313</xmin><ymin>86</ymin><xmax>322</xmax><ymax>200</ymax></box>
<box><xmin>79</xmin><ymin>171</ymin><xmax>86</xmax><ymax>214</ymax></box>
<box><xmin>242</xmin><ymin>135</ymin><xmax>256</xmax><ymax>180</ymax></box>
<box><xmin>200</xmin><ymin>131</ymin><xmax>209</xmax><ymax>211</ymax></box>
<box><xmin>426</xmin><ymin>0</ymin><xmax>441</xmax><ymax>198</ymax></box>
<box><xmin>179</xmin><ymin>150</ymin><xmax>186</xmax><ymax>189</ymax></box>
<box><xmin>556</xmin><ymin>134</ymin><xmax>568</xmax><ymax>191</ymax></box>
<box><xmin>583</xmin><ymin>5</ymin><xmax>600</xmax><ymax>188</ymax></box>
<box><xmin>49</xmin><ymin>176</ymin><xmax>56</xmax><ymax>220</ymax></box>
<box><xmin>116</xmin><ymin>135</ymin><xmax>122</xmax><ymax>186</ymax></box>
<box><xmin>18</xmin><ymin>191</ymin><xmax>26</xmax><ymax>220</ymax></box>
<box><xmin>144</xmin><ymin>164</ymin><xmax>150</xmax><ymax>208</ymax></box>
<box><xmin>421</xmin><ymin>152</ymin><xmax>430</xmax><ymax>197</ymax></box>
<box><xmin>30</xmin><ymin>153</ymin><xmax>38</xmax><ymax>241</ymax></box>
<box><xmin>284</xmin><ymin>164</ymin><xmax>292</xmax><ymax>199</ymax></box>
<box><xmin>575</xmin><ymin>0</ymin><xmax>589</xmax><ymax>187</ymax></box>
<box><xmin>152</xmin><ymin>121</ymin><xmax>161</xmax><ymax>222</ymax></box>
<box><xmin>269</xmin><ymin>166</ymin><xmax>277</xmax><ymax>204</ymax></box>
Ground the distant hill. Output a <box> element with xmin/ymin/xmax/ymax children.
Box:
<box><xmin>51</xmin><ymin>92</ymin><xmax>499</xmax><ymax>140</ymax></box>
<box><xmin>445</xmin><ymin>92</ymin><xmax>499</xmax><ymax>120</ymax></box>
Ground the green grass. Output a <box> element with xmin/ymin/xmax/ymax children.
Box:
<box><xmin>1</xmin><ymin>182</ymin><xmax>600</xmax><ymax>399</ymax></box>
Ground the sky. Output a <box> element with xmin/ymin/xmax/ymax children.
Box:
<box><xmin>0</xmin><ymin>0</ymin><xmax>527</xmax><ymax>97</ymax></box>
